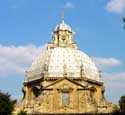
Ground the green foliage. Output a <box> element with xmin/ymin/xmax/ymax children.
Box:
<box><xmin>119</xmin><ymin>95</ymin><xmax>125</xmax><ymax>112</ymax></box>
<box><xmin>17</xmin><ymin>110</ymin><xmax>27</xmax><ymax>115</ymax></box>
<box><xmin>0</xmin><ymin>91</ymin><xmax>16</xmax><ymax>115</ymax></box>
<box><xmin>123</xmin><ymin>17</ymin><xmax>125</xmax><ymax>22</ymax></box>
<box><xmin>123</xmin><ymin>24</ymin><xmax>125</xmax><ymax>29</ymax></box>
<box><xmin>123</xmin><ymin>17</ymin><xmax>125</xmax><ymax>29</ymax></box>
<box><xmin>113</xmin><ymin>104</ymin><xmax>120</xmax><ymax>113</ymax></box>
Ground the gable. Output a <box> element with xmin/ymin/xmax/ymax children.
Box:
<box><xmin>43</xmin><ymin>77</ymin><xmax>86</xmax><ymax>90</ymax></box>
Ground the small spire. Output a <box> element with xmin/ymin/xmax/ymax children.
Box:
<box><xmin>61</xmin><ymin>10</ymin><xmax>64</xmax><ymax>23</ymax></box>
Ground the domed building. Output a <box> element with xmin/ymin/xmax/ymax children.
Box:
<box><xmin>14</xmin><ymin>19</ymin><xmax>116</xmax><ymax>114</ymax></box>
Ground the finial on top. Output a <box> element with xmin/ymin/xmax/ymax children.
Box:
<box><xmin>61</xmin><ymin>10</ymin><xmax>64</xmax><ymax>23</ymax></box>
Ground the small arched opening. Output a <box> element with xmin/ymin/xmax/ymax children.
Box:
<box><xmin>32</xmin><ymin>87</ymin><xmax>41</xmax><ymax>98</ymax></box>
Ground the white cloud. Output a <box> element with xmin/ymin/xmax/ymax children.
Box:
<box><xmin>64</xmin><ymin>2</ymin><xmax>74</xmax><ymax>9</ymax></box>
<box><xmin>102</xmin><ymin>72</ymin><xmax>125</xmax><ymax>103</ymax></box>
<box><xmin>0</xmin><ymin>44</ymin><xmax>47</xmax><ymax>77</ymax></box>
<box><xmin>92</xmin><ymin>57</ymin><xmax>121</xmax><ymax>70</ymax></box>
<box><xmin>102</xmin><ymin>72</ymin><xmax>125</xmax><ymax>88</ymax></box>
<box><xmin>11</xmin><ymin>94</ymin><xmax>23</xmax><ymax>102</ymax></box>
<box><xmin>0</xmin><ymin>44</ymin><xmax>124</xmax><ymax>104</ymax></box>
<box><xmin>0</xmin><ymin>45</ymin><xmax>122</xmax><ymax>77</ymax></box>
<box><xmin>106</xmin><ymin>0</ymin><xmax>125</xmax><ymax>14</ymax></box>
<box><xmin>103</xmin><ymin>72</ymin><xmax>125</xmax><ymax>80</ymax></box>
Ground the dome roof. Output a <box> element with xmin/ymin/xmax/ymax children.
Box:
<box><xmin>25</xmin><ymin>20</ymin><xmax>102</xmax><ymax>83</ymax></box>
<box><xmin>55</xmin><ymin>20</ymin><xmax>72</xmax><ymax>32</ymax></box>
<box><xmin>25</xmin><ymin>47</ymin><xmax>101</xmax><ymax>83</ymax></box>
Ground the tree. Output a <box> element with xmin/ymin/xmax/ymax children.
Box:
<box><xmin>119</xmin><ymin>95</ymin><xmax>125</xmax><ymax>113</ymax></box>
<box><xmin>17</xmin><ymin>110</ymin><xmax>27</xmax><ymax>115</ymax></box>
<box><xmin>122</xmin><ymin>17</ymin><xmax>125</xmax><ymax>29</ymax></box>
<box><xmin>0</xmin><ymin>91</ymin><xmax>16</xmax><ymax>115</ymax></box>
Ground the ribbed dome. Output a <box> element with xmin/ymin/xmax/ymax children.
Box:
<box><xmin>25</xmin><ymin>47</ymin><xmax>101</xmax><ymax>83</ymax></box>
<box><xmin>25</xmin><ymin>20</ymin><xmax>102</xmax><ymax>83</ymax></box>
<box><xmin>55</xmin><ymin>20</ymin><xmax>72</xmax><ymax>32</ymax></box>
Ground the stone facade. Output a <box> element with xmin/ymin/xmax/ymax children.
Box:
<box><xmin>14</xmin><ymin>77</ymin><xmax>116</xmax><ymax>114</ymax></box>
<box><xmin>14</xmin><ymin>19</ymin><xmax>117</xmax><ymax>115</ymax></box>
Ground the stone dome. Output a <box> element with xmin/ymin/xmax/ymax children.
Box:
<box><xmin>15</xmin><ymin>19</ymin><xmax>116</xmax><ymax>115</ymax></box>
<box><xmin>25</xmin><ymin>20</ymin><xmax>102</xmax><ymax>83</ymax></box>
<box><xmin>25</xmin><ymin>47</ymin><xmax>101</xmax><ymax>83</ymax></box>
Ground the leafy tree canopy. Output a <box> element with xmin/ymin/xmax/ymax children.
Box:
<box><xmin>17</xmin><ymin>110</ymin><xmax>27</xmax><ymax>115</ymax></box>
<box><xmin>123</xmin><ymin>17</ymin><xmax>125</xmax><ymax>22</ymax></box>
<box><xmin>0</xmin><ymin>91</ymin><xmax>16</xmax><ymax>115</ymax></box>
<box><xmin>123</xmin><ymin>17</ymin><xmax>125</xmax><ymax>29</ymax></box>
<box><xmin>119</xmin><ymin>95</ymin><xmax>125</xmax><ymax>113</ymax></box>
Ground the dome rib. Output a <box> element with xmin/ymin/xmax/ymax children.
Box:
<box><xmin>25</xmin><ymin>47</ymin><xmax>102</xmax><ymax>83</ymax></box>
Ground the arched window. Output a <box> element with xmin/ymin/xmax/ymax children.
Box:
<box><xmin>32</xmin><ymin>87</ymin><xmax>40</xmax><ymax>98</ymax></box>
<box><xmin>62</xmin><ymin>92</ymin><xmax>69</xmax><ymax>106</ymax></box>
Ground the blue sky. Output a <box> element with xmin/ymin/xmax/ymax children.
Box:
<box><xmin>0</xmin><ymin>0</ymin><xmax>125</xmax><ymax>104</ymax></box>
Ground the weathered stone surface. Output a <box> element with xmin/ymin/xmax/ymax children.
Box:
<box><xmin>13</xmin><ymin>19</ymin><xmax>117</xmax><ymax>115</ymax></box>
<box><xmin>14</xmin><ymin>77</ymin><xmax>116</xmax><ymax>114</ymax></box>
